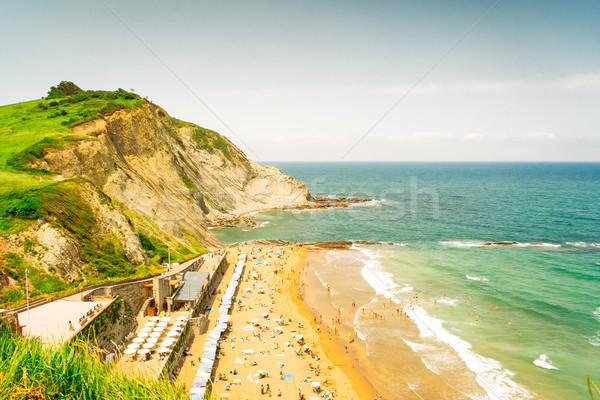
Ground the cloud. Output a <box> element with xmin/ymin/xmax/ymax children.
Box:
<box><xmin>460</xmin><ymin>132</ymin><xmax>507</xmax><ymax>142</ymax></box>
<box><xmin>379</xmin><ymin>70</ymin><xmax>600</xmax><ymax>94</ymax></box>
<box><xmin>551</xmin><ymin>71</ymin><xmax>600</xmax><ymax>90</ymax></box>
<box><xmin>385</xmin><ymin>132</ymin><xmax>452</xmax><ymax>142</ymax></box>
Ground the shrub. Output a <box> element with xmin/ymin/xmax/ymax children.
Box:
<box><xmin>1</xmin><ymin>193</ymin><xmax>43</xmax><ymax>219</ymax></box>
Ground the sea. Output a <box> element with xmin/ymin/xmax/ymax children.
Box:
<box><xmin>214</xmin><ymin>162</ymin><xmax>600</xmax><ymax>399</ymax></box>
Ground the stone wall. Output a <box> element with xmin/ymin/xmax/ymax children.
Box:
<box><xmin>77</xmin><ymin>298</ymin><xmax>138</xmax><ymax>355</ymax></box>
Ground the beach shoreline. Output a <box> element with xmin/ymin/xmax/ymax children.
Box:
<box><xmin>180</xmin><ymin>242</ymin><xmax>375</xmax><ymax>400</ymax></box>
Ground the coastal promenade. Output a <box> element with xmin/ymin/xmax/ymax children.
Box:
<box><xmin>12</xmin><ymin>253</ymin><xmax>211</xmax><ymax>344</ymax></box>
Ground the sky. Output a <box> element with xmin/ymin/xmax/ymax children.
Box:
<box><xmin>1</xmin><ymin>0</ymin><xmax>599</xmax><ymax>161</ymax></box>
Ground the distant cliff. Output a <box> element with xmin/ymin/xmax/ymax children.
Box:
<box><xmin>0</xmin><ymin>84</ymin><xmax>313</xmax><ymax>307</ymax></box>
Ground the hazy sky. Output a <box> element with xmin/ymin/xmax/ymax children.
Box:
<box><xmin>2</xmin><ymin>0</ymin><xmax>599</xmax><ymax>161</ymax></box>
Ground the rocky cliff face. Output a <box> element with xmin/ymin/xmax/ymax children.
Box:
<box><xmin>13</xmin><ymin>103</ymin><xmax>313</xmax><ymax>284</ymax></box>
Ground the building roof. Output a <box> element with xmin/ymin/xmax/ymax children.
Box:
<box><xmin>174</xmin><ymin>271</ymin><xmax>209</xmax><ymax>302</ymax></box>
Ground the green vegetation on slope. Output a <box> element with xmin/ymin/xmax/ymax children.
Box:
<box><xmin>0</xmin><ymin>323</ymin><xmax>187</xmax><ymax>400</ymax></box>
<box><xmin>0</xmin><ymin>83</ymin><xmax>215</xmax><ymax>309</ymax></box>
<box><xmin>0</xmin><ymin>83</ymin><xmax>144</xmax><ymax>196</ymax></box>
<box><xmin>191</xmin><ymin>125</ymin><xmax>233</xmax><ymax>161</ymax></box>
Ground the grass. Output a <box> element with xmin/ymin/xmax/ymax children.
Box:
<box><xmin>0</xmin><ymin>88</ymin><xmax>145</xmax><ymax>197</ymax></box>
<box><xmin>0</xmin><ymin>323</ymin><xmax>188</xmax><ymax>400</ymax></box>
<box><xmin>0</xmin><ymin>85</ymin><xmax>210</xmax><ymax>308</ymax></box>
<box><xmin>191</xmin><ymin>126</ymin><xmax>233</xmax><ymax>161</ymax></box>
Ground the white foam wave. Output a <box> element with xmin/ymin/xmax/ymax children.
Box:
<box><xmin>594</xmin><ymin>307</ymin><xmax>600</xmax><ymax>323</ymax></box>
<box><xmin>354</xmin><ymin>245</ymin><xmax>535</xmax><ymax>399</ymax></box>
<box><xmin>355</xmin><ymin>246</ymin><xmax>399</xmax><ymax>298</ymax></box>
<box><xmin>398</xmin><ymin>285</ymin><xmax>413</xmax><ymax>293</ymax></box>
<box><xmin>405</xmin><ymin>306</ymin><xmax>535</xmax><ymax>399</ymax></box>
<box><xmin>347</xmin><ymin>199</ymin><xmax>383</xmax><ymax>208</ymax></box>
<box><xmin>517</xmin><ymin>242</ymin><xmax>561</xmax><ymax>248</ymax></box>
<box><xmin>313</xmin><ymin>271</ymin><xmax>329</xmax><ymax>289</ymax></box>
<box><xmin>566</xmin><ymin>242</ymin><xmax>600</xmax><ymax>248</ymax></box>
<box><xmin>440</xmin><ymin>240</ymin><xmax>561</xmax><ymax>248</ymax></box>
<box><xmin>440</xmin><ymin>241</ymin><xmax>485</xmax><ymax>248</ymax></box>
<box><xmin>256</xmin><ymin>220</ymin><xmax>271</xmax><ymax>228</ymax></box>
<box><xmin>588</xmin><ymin>332</ymin><xmax>600</xmax><ymax>346</ymax></box>
<box><xmin>533</xmin><ymin>354</ymin><xmax>558</xmax><ymax>370</ymax></box>
<box><xmin>466</xmin><ymin>275</ymin><xmax>489</xmax><ymax>282</ymax></box>
<box><xmin>437</xmin><ymin>297</ymin><xmax>459</xmax><ymax>306</ymax></box>
<box><xmin>402</xmin><ymin>339</ymin><xmax>434</xmax><ymax>353</ymax></box>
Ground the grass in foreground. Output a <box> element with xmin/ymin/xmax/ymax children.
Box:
<box><xmin>0</xmin><ymin>324</ymin><xmax>188</xmax><ymax>400</ymax></box>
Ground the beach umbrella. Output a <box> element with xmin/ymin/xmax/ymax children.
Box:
<box><xmin>149</xmin><ymin>332</ymin><xmax>161</xmax><ymax>338</ymax></box>
<box><xmin>257</xmin><ymin>369</ymin><xmax>265</xmax><ymax>375</ymax></box>
<box><xmin>278</xmin><ymin>362</ymin><xmax>284</xmax><ymax>367</ymax></box>
<box><xmin>251</xmin><ymin>318</ymin><xmax>258</xmax><ymax>323</ymax></box>
<box><xmin>160</xmin><ymin>317</ymin><xmax>171</xmax><ymax>322</ymax></box>
<box><xmin>312</xmin><ymin>382</ymin><xmax>320</xmax><ymax>388</ymax></box>
<box><xmin>123</xmin><ymin>348</ymin><xmax>137</xmax><ymax>355</ymax></box>
<box><xmin>295</xmin><ymin>334</ymin><xmax>303</xmax><ymax>340</ymax></box>
<box><xmin>146</xmin><ymin>337</ymin><xmax>158</xmax><ymax>343</ymax></box>
<box><xmin>137</xmin><ymin>348</ymin><xmax>150</xmax><ymax>355</ymax></box>
<box><xmin>144</xmin><ymin>321</ymin><xmax>156</xmax><ymax>327</ymax></box>
<box><xmin>149</xmin><ymin>316</ymin><xmax>160</xmax><ymax>321</ymax></box>
<box><xmin>156</xmin><ymin>322</ymin><xmax>168</xmax><ymax>327</ymax></box>
<box><xmin>127</xmin><ymin>343</ymin><xmax>140</xmax><ymax>349</ymax></box>
<box><xmin>137</xmin><ymin>332</ymin><xmax>149</xmax><ymax>338</ymax></box>
<box><xmin>132</xmin><ymin>337</ymin><xmax>145</xmax><ymax>343</ymax></box>
<box><xmin>275</xmin><ymin>327</ymin><xmax>283</xmax><ymax>332</ymax></box>
<box><xmin>142</xmin><ymin>342</ymin><xmax>155</xmax><ymax>349</ymax></box>
<box><xmin>158</xmin><ymin>347</ymin><xmax>170</xmax><ymax>353</ymax></box>
<box><xmin>262</xmin><ymin>312</ymin><xmax>269</xmax><ymax>317</ymax></box>
<box><xmin>274</xmin><ymin>318</ymin><xmax>282</xmax><ymax>323</ymax></box>
<box><xmin>177</xmin><ymin>315</ymin><xmax>187</xmax><ymax>321</ymax></box>
<box><xmin>167</xmin><ymin>330</ymin><xmax>179</xmax><ymax>337</ymax></box>
<box><xmin>243</xmin><ymin>325</ymin><xmax>254</xmax><ymax>331</ymax></box>
<box><xmin>153</xmin><ymin>326</ymin><xmax>165</xmax><ymax>332</ymax></box>
<box><xmin>140</xmin><ymin>327</ymin><xmax>153</xmax><ymax>333</ymax></box>
<box><xmin>302</xmin><ymin>344</ymin><xmax>310</xmax><ymax>349</ymax></box>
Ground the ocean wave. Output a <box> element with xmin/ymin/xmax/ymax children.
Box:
<box><xmin>594</xmin><ymin>307</ymin><xmax>600</xmax><ymax>323</ymax></box>
<box><xmin>466</xmin><ymin>275</ymin><xmax>489</xmax><ymax>282</ymax></box>
<box><xmin>398</xmin><ymin>285</ymin><xmax>413</xmax><ymax>293</ymax></box>
<box><xmin>354</xmin><ymin>244</ymin><xmax>536</xmax><ymax>399</ymax></box>
<box><xmin>436</xmin><ymin>297</ymin><xmax>459</xmax><ymax>306</ymax></box>
<box><xmin>533</xmin><ymin>354</ymin><xmax>558</xmax><ymax>370</ymax></box>
<box><xmin>566</xmin><ymin>242</ymin><xmax>600</xmax><ymax>248</ymax></box>
<box><xmin>405</xmin><ymin>306</ymin><xmax>536</xmax><ymax>399</ymax></box>
<box><xmin>347</xmin><ymin>199</ymin><xmax>384</xmax><ymax>208</ymax></box>
<box><xmin>402</xmin><ymin>339</ymin><xmax>435</xmax><ymax>353</ymax></box>
<box><xmin>588</xmin><ymin>332</ymin><xmax>600</xmax><ymax>347</ymax></box>
<box><xmin>354</xmin><ymin>246</ymin><xmax>399</xmax><ymax>298</ymax></box>
<box><xmin>440</xmin><ymin>240</ymin><xmax>562</xmax><ymax>248</ymax></box>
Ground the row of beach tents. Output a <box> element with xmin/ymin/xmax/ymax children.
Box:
<box><xmin>189</xmin><ymin>254</ymin><xmax>247</xmax><ymax>399</ymax></box>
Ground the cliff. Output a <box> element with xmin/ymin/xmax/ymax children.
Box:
<box><xmin>0</xmin><ymin>85</ymin><xmax>314</xmax><ymax>307</ymax></box>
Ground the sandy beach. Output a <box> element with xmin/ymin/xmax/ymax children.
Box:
<box><xmin>179</xmin><ymin>242</ymin><xmax>376</xmax><ymax>400</ymax></box>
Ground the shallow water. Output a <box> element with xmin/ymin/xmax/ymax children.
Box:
<box><xmin>216</xmin><ymin>162</ymin><xmax>600</xmax><ymax>399</ymax></box>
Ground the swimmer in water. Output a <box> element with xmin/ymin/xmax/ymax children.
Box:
<box><xmin>518</xmin><ymin>331</ymin><xmax>521</xmax><ymax>338</ymax></box>
<box><xmin>508</xmin><ymin>321</ymin><xmax>512</xmax><ymax>327</ymax></box>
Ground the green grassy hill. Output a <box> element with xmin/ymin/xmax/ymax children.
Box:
<box><xmin>0</xmin><ymin>83</ymin><xmax>205</xmax><ymax>309</ymax></box>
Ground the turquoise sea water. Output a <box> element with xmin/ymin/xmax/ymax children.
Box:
<box><xmin>215</xmin><ymin>162</ymin><xmax>600</xmax><ymax>399</ymax></box>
